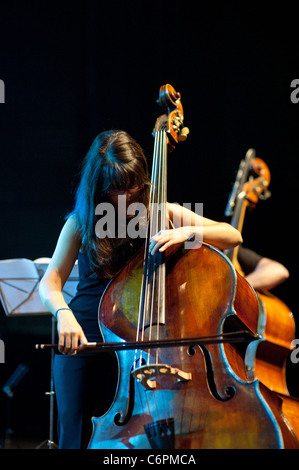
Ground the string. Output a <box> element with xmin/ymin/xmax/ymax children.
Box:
<box><xmin>134</xmin><ymin>128</ymin><xmax>160</xmax><ymax>367</ymax></box>
<box><xmin>132</xmin><ymin>127</ymin><xmax>169</xmax><ymax>427</ymax></box>
<box><xmin>155</xmin><ymin>130</ymin><xmax>167</xmax><ymax>363</ymax></box>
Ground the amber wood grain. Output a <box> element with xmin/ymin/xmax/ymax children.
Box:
<box><xmin>88</xmin><ymin>244</ymin><xmax>297</xmax><ymax>449</ymax></box>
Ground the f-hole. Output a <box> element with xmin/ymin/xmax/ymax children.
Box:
<box><xmin>114</xmin><ymin>357</ymin><xmax>146</xmax><ymax>426</ymax></box>
<box><xmin>200</xmin><ymin>345</ymin><xmax>235</xmax><ymax>401</ymax></box>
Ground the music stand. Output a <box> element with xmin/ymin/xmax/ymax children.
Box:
<box><xmin>0</xmin><ymin>257</ymin><xmax>79</xmax><ymax>449</ymax></box>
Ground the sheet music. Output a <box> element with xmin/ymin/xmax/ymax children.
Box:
<box><xmin>0</xmin><ymin>258</ymin><xmax>78</xmax><ymax>316</ymax></box>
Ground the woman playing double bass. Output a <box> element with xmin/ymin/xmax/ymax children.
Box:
<box><xmin>39</xmin><ymin>129</ymin><xmax>242</xmax><ymax>449</ymax></box>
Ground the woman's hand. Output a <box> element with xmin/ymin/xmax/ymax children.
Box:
<box><xmin>149</xmin><ymin>227</ymin><xmax>196</xmax><ymax>255</ymax></box>
<box><xmin>56</xmin><ymin>309</ymin><xmax>88</xmax><ymax>355</ymax></box>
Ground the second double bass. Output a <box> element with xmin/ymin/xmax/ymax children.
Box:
<box><xmin>88</xmin><ymin>85</ymin><xmax>292</xmax><ymax>449</ymax></box>
<box><xmin>224</xmin><ymin>149</ymin><xmax>296</xmax><ymax>396</ymax></box>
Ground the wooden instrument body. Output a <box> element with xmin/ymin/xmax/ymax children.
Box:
<box><xmin>252</xmin><ymin>291</ymin><xmax>296</xmax><ymax>395</ymax></box>
<box><xmin>88</xmin><ymin>244</ymin><xmax>287</xmax><ymax>449</ymax></box>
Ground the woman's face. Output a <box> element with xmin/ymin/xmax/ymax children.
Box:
<box><xmin>107</xmin><ymin>184</ymin><xmax>144</xmax><ymax>206</ymax></box>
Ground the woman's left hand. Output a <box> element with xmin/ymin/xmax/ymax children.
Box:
<box><xmin>149</xmin><ymin>227</ymin><xmax>195</xmax><ymax>255</ymax></box>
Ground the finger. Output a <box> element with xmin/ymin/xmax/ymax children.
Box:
<box><xmin>78</xmin><ymin>333</ymin><xmax>88</xmax><ymax>351</ymax></box>
<box><xmin>150</xmin><ymin>241</ymin><xmax>159</xmax><ymax>254</ymax></box>
<box><xmin>58</xmin><ymin>332</ymin><xmax>65</xmax><ymax>353</ymax></box>
<box><xmin>149</xmin><ymin>236</ymin><xmax>160</xmax><ymax>249</ymax></box>
<box><xmin>150</xmin><ymin>230</ymin><xmax>166</xmax><ymax>243</ymax></box>
<box><xmin>63</xmin><ymin>332</ymin><xmax>72</xmax><ymax>355</ymax></box>
<box><xmin>70</xmin><ymin>332</ymin><xmax>79</xmax><ymax>354</ymax></box>
<box><xmin>159</xmin><ymin>240</ymin><xmax>174</xmax><ymax>252</ymax></box>
<box><xmin>158</xmin><ymin>232</ymin><xmax>187</xmax><ymax>252</ymax></box>
<box><xmin>150</xmin><ymin>237</ymin><xmax>169</xmax><ymax>255</ymax></box>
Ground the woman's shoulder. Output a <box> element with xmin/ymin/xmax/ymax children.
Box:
<box><xmin>58</xmin><ymin>215</ymin><xmax>82</xmax><ymax>251</ymax></box>
<box><xmin>64</xmin><ymin>214</ymin><xmax>81</xmax><ymax>235</ymax></box>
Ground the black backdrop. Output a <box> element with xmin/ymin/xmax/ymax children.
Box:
<box><xmin>0</xmin><ymin>0</ymin><xmax>298</xmax><ymax>446</ymax></box>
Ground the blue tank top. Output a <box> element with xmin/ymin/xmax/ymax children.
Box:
<box><xmin>68</xmin><ymin>251</ymin><xmax>109</xmax><ymax>342</ymax></box>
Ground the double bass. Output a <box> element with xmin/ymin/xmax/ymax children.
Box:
<box><xmin>224</xmin><ymin>149</ymin><xmax>296</xmax><ymax>395</ymax></box>
<box><xmin>224</xmin><ymin>149</ymin><xmax>299</xmax><ymax>439</ymax></box>
<box><xmin>86</xmin><ymin>85</ymin><xmax>297</xmax><ymax>449</ymax></box>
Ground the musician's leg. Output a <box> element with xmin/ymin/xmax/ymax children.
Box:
<box><xmin>54</xmin><ymin>353</ymin><xmax>117</xmax><ymax>449</ymax></box>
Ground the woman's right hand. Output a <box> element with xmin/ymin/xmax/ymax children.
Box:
<box><xmin>56</xmin><ymin>309</ymin><xmax>88</xmax><ymax>355</ymax></box>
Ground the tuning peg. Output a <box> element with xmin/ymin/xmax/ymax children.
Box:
<box><xmin>178</xmin><ymin>127</ymin><xmax>190</xmax><ymax>142</ymax></box>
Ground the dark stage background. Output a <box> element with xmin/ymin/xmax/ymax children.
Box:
<box><xmin>0</xmin><ymin>1</ymin><xmax>298</xmax><ymax>448</ymax></box>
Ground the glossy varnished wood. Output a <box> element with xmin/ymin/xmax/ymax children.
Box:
<box><xmin>88</xmin><ymin>244</ymin><xmax>296</xmax><ymax>449</ymax></box>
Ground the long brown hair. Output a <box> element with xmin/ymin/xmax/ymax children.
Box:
<box><xmin>70</xmin><ymin>130</ymin><xmax>151</xmax><ymax>278</ymax></box>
